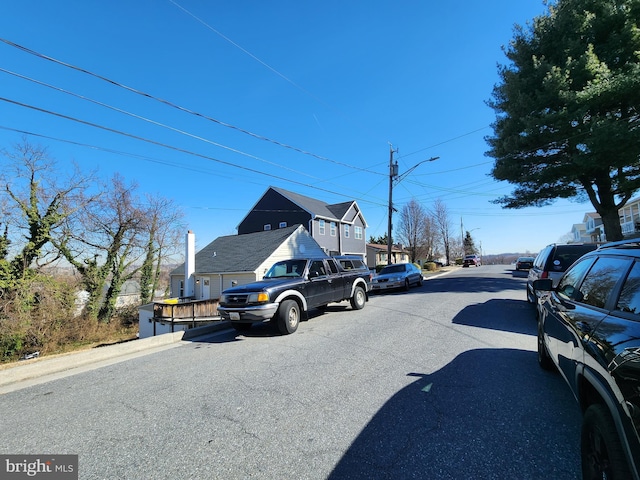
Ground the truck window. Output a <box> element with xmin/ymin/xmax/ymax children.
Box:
<box><xmin>309</xmin><ymin>260</ymin><xmax>327</xmax><ymax>278</ymax></box>
<box><xmin>327</xmin><ymin>260</ymin><xmax>339</xmax><ymax>274</ymax></box>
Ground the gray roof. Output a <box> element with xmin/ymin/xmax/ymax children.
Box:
<box><xmin>172</xmin><ymin>225</ymin><xmax>306</xmax><ymax>275</ymax></box>
<box><xmin>271</xmin><ymin>186</ymin><xmax>367</xmax><ymax>226</ymax></box>
<box><xmin>271</xmin><ymin>186</ymin><xmax>341</xmax><ymax>221</ymax></box>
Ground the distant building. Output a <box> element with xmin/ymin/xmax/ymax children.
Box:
<box><xmin>366</xmin><ymin>243</ymin><xmax>409</xmax><ymax>269</ymax></box>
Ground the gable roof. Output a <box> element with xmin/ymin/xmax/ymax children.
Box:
<box><xmin>270</xmin><ymin>186</ymin><xmax>368</xmax><ymax>226</ymax></box>
<box><xmin>270</xmin><ymin>186</ymin><xmax>339</xmax><ymax>220</ymax></box>
<box><xmin>172</xmin><ymin>225</ymin><xmax>307</xmax><ymax>275</ymax></box>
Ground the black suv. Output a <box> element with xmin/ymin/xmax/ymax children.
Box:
<box><xmin>526</xmin><ymin>243</ymin><xmax>598</xmax><ymax>303</ymax></box>
<box><xmin>534</xmin><ymin>239</ymin><xmax>640</xmax><ymax>479</ymax></box>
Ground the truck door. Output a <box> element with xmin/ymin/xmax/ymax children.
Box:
<box><xmin>326</xmin><ymin>259</ymin><xmax>347</xmax><ymax>302</ymax></box>
<box><xmin>307</xmin><ymin>260</ymin><xmax>332</xmax><ymax>307</ymax></box>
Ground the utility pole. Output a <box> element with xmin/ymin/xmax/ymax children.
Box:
<box><xmin>387</xmin><ymin>144</ymin><xmax>398</xmax><ymax>265</ymax></box>
<box><xmin>386</xmin><ymin>145</ymin><xmax>439</xmax><ymax>266</ymax></box>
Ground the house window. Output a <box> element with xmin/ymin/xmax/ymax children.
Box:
<box><xmin>264</xmin><ymin>224</ymin><xmax>271</xmax><ymax>231</ymax></box>
<box><xmin>319</xmin><ymin>219</ymin><xmax>325</xmax><ymax>235</ymax></box>
<box><xmin>330</xmin><ymin>222</ymin><xmax>337</xmax><ymax>236</ymax></box>
<box><xmin>355</xmin><ymin>226</ymin><xmax>363</xmax><ymax>239</ymax></box>
<box><xmin>279</xmin><ymin>222</ymin><xmax>287</xmax><ymax>228</ymax></box>
<box><xmin>179</xmin><ymin>280</ymin><xmax>184</xmax><ymax>297</ymax></box>
<box><xmin>345</xmin><ymin>225</ymin><xmax>350</xmax><ymax>238</ymax></box>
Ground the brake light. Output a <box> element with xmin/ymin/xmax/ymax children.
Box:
<box><xmin>541</xmin><ymin>271</ymin><xmax>549</xmax><ymax>279</ymax></box>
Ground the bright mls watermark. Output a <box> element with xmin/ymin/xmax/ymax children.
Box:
<box><xmin>1</xmin><ymin>455</ymin><xmax>78</xmax><ymax>479</ymax></box>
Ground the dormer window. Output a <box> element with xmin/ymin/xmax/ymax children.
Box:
<box><xmin>264</xmin><ymin>224</ymin><xmax>271</xmax><ymax>231</ymax></box>
<box><xmin>279</xmin><ymin>222</ymin><xmax>287</xmax><ymax>228</ymax></box>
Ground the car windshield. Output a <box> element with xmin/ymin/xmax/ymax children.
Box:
<box><xmin>264</xmin><ymin>259</ymin><xmax>307</xmax><ymax>278</ymax></box>
<box><xmin>379</xmin><ymin>264</ymin><xmax>405</xmax><ymax>274</ymax></box>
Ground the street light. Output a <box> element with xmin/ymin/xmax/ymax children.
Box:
<box><xmin>387</xmin><ymin>146</ymin><xmax>439</xmax><ymax>265</ymax></box>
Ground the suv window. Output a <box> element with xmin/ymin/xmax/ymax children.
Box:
<box><xmin>616</xmin><ymin>261</ymin><xmax>640</xmax><ymax>315</ymax></box>
<box><xmin>577</xmin><ymin>257</ymin><xmax>630</xmax><ymax>308</ymax></box>
<box><xmin>557</xmin><ymin>257</ymin><xmax>595</xmax><ymax>299</ymax></box>
<box><xmin>546</xmin><ymin>244</ymin><xmax>598</xmax><ymax>272</ymax></box>
<box><xmin>534</xmin><ymin>246</ymin><xmax>552</xmax><ymax>269</ymax></box>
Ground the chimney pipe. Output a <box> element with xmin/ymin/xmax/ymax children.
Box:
<box><xmin>184</xmin><ymin>230</ymin><xmax>195</xmax><ymax>298</ymax></box>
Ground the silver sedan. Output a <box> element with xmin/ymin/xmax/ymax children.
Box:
<box><xmin>371</xmin><ymin>263</ymin><xmax>423</xmax><ymax>292</ymax></box>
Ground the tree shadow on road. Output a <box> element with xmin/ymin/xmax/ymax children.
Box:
<box><xmin>452</xmin><ymin>298</ymin><xmax>537</xmax><ymax>336</ymax></box>
<box><xmin>328</xmin><ymin>348</ymin><xmax>581</xmax><ymax>480</ymax></box>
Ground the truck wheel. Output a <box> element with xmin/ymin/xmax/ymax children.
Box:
<box><xmin>582</xmin><ymin>404</ymin><xmax>631</xmax><ymax>480</ymax></box>
<box><xmin>350</xmin><ymin>286</ymin><xmax>366</xmax><ymax>310</ymax></box>
<box><xmin>276</xmin><ymin>300</ymin><xmax>299</xmax><ymax>334</ymax></box>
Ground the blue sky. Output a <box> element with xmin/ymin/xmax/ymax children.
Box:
<box><xmin>1</xmin><ymin>1</ymin><xmax>592</xmax><ymax>256</ymax></box>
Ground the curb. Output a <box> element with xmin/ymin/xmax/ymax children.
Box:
<box><xmin>0</xmin><ymin>321</ymin><xmax>231</xmax><ymax>388</ymax></box>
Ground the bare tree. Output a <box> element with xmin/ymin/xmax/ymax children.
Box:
<box><xmin>422</xmin><ymin>214</ymin><xmax>440</xmax><ymax>262</ymax></box>
<box><xmin>56</xmin><ymin>175</ymin><xmax>148</xmax><ymax>320</ymax></box>
<box><xmin>397</xmin><ymin>199</ymin><xmax>429</xmax><ymax>263</ymax></box>
<box><xmin>431</xmin><ymin>199</ymin><xmax>454</xmax><ymax>265</ymax></box>
<box><xmin>0</xmin><ymin>140</ymin><xmax>91</xmax><ymax>288</ymax></box>
<box><xmin>139</xmin><ymin>194</ymin><xmax>184</xmax><ymax>304</ymax></box>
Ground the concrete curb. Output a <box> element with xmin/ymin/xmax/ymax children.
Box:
<box><xmin>0</xmin><ymin>321</ymin><xmax>231</xmax><ymax>388</ymax></box>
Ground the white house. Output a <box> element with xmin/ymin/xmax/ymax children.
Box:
<box><xmin>169</xmin><ymin>224</ymin><xmax>326</xmax><ymax>300</ymax></box>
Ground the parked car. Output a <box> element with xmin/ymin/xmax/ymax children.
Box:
<box><xmin>526</xmin><ymin>243</ymin><xmax>598</xmax><ymax>303</ymax></box>
<box><xmin>515</xmin><ymin>256</ymin><xmax>535</xmax><ymax>271</ymax></box>
<box><xmin>533</xmin><ymin>239</ymin><xmax>640</xmax><ymax>479</ymax></box>
<box><xmin>463</xmin><ymin>254</ymin><xmax>481</xmax><ymax>267</ymax></box>
<box><xmin>371</xmin><ymin>263</ymin><xmax>423</xmax><ymax>291</ymax></box>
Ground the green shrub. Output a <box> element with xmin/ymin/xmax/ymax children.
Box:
<box><xmin>424</xmin><ymin>262</ymin><xmax>437</xmax><ymax>272</ymax></box>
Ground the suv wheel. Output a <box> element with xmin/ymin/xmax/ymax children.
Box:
<box><xmin>537</xmin><ymin>322</ymin><xmax>554</xmax><ymax>371</ymax></box>
<box><xmin>581</xmin><ymin>404</ymin><xmax>631</xmax><ymax>479</ymax></box>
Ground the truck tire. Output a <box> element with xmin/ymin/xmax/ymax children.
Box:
<box><xmin>350</xmin><ymin>285</ymin><xmax>366</xmax><ymax>310</ymax></box>
<box><xmin>276</xmin><ymin>300</ymin><xmax>299</xmax><ymax>334</ymax></box>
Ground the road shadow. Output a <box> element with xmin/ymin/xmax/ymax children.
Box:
<box><xmin>328</xmin><ymin>348</ymin><xmax>581</xmax><ymax>480</ymax></box>
<box><xmin>452</xmin><ymin>298</ymin><xmax>536</xmax><ymax>336</ymax></box>
<box><xmin>191</xmin><ymin>306</ymin><xmax>356</xmax><ymax>342</ymax></box>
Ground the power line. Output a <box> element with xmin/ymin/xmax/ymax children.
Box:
<box><xmin>0</xmin><ymin>103</ymin><xmax>389</xmax><ymax>209</ymax></box>
<box><xmin>0</xmin><ymin>67</ymin><xmax>321</xmax><ymax>181</ymax></box>
<box><xmin>0</xmin><ymin>37</ymin><xmax>384</xmax><ymax>178</ymax></box>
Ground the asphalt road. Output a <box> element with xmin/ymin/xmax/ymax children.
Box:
<box><xmin>0</xmin><ymin>265</ymin><xmax>581</xmax><ymax>479</ymax></box>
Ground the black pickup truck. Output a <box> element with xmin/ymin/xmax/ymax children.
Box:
<box><xmin>218</xmin><ymin>257</ymin><xmax>371</xmax><ymax>334</ymax></box>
